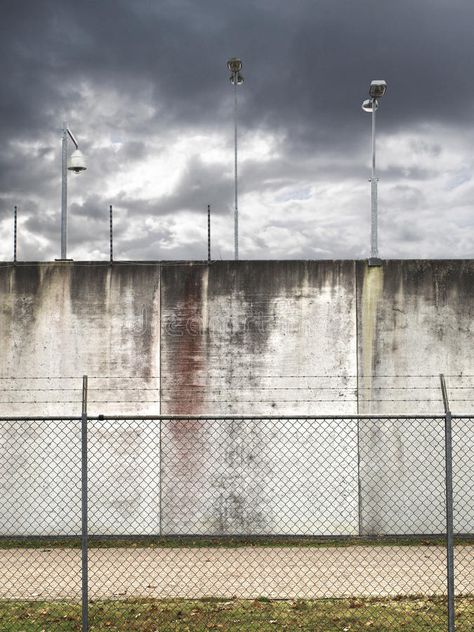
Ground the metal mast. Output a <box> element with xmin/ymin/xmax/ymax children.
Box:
<box><xmin>227</xmin><ymin>58</ymin><xmax>244</xmax><ymax>261</ymax></box>
<box><xmin>60</xmin><ymin>124</ymin><xmax>86</xmax><ymax>260</ymax></box>
<box><xmin>362</xmin><ymin>80</ymin><xmax>387</xmax><ymax>265</ymax></box>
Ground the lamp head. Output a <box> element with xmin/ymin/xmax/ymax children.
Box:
<box><xmin>362</xmin><ymin>98</ymin><xmax>378</xmax><ymax>113</ymax></box>
<box><xmin>68</xmin><ymin>149</ymin><xmax>87</xmax><ymax>173</ymax></box>
<box><xmin>227</xmin><ymin>57</ymin><xmax>243</xmax><ymax>73</ymax></box>
<box><xmin>230</xmin><ymin>72</ymin><xmax>244</xmax><ymax>85</ymax></box>
<box><xmin>369</xmin><ymin>80</ymin><xmax>387</xmax><ymax>99</ymax></box>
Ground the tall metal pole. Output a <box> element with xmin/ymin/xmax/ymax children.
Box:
<box><xmin>13</xmin><ymin>206</ymin><xmax>17</xmax><ymax>263</ymax></box>
<box><xmin>363</xmin><ymin>81</ymin><xmax>386</xmax><ymax>265</ymax></box>
<box><xmin>440</xmin><ymin>373</ymin><xmax>456</xmax><ymax>632</ymax></box>
<box><xmin>81</xmin><ymin>375</ymin><xmax>89</xmax><ymax>632</ymax></box>
<box><xmin>61</xmin><ymin>124</ymin><xmax>68</xmax><ymax>259</ymax></box>
<box><xmin>227</xmin><ymin>59</ymin><xmax>243</xmax><ymax>260</ymax></box>
<box><xmin>370</xmin><ymin>102</ymin><xmax>378</xmax><ymax>259</ymax></box>
<box><xmin>233</xmin><ymin>76</ymin><xmax>239</xmax><ymax>261</ymax></box>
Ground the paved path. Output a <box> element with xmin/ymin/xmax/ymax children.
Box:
<box><xmin>1</xmin><ymin>546</ymin><xmax>473</xmax><ymax>601</ymax></box>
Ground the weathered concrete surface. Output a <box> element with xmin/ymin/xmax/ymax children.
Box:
<box><xmin>161</xmin><ymin>261</ymin><xmax>357</xmax><ymax>415</ymax></box>
<box><xmin>160</xmin><ymin>261</ymin><xmax>358</xmax><ymax>535</ymax></box>
<box><xmin>357</xmin><ymin>260</ymin><xmax>474</xmax><ymax>415</ymax></box>
<box><xmin>0</xmin><ymin>418</ymin><xmax>162</xmax><ymax>537</ymax></box>
<box><xmin>160</xmin><ymin>417</ymin><xmax>359</xmax><ymax>536</ymax></box>
<box><xmin>2</xmin><ymin>259</ymin><xmax>474</xmax><ymax>417</ymax></box>
<box><xmin>356</xmin><ymin>261</ymin><xmax>474</xmax><ymax>534</ymax></box>
<box><xmin>1</xmin><ymin>545</ymin><xmax>472</xmax><ymax>600</ymax></box>
<box><xmin>0</xmin><ymin>263</ymin><xmax>161</xmax><ymax>416</ymax></box>
<box><xmin>0</xmin><ymin>264</ymin><xmax>161</xmax><ymax>536</ymax></box>
<box><xmin>1</xmin><ymin>260</ymin><xmax>474</xmax><ymax>537</ymax></box>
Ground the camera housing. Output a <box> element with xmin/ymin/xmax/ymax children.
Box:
<box><xmin>68</xmin><ymin>149</ymin><xmax>87</xmax><ymax>173</ymax></box>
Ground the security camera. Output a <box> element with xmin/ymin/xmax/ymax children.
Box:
<box><xmin>68</xmin><ymin>149</ymin><xmax>87</xmax><ymax>173</ymax></box>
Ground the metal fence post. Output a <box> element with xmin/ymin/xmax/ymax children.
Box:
<box><xmin>81</xmin><ymin>375</ymin><xmax>89</xmax><ymax>631</ymax></box>
<box><xmin>440</xmin><ymin>374</ymin><xmax>455</xmax><ymax>632</ymax></box>
<box><xmin>159</xmin><ymin>418</ymin><xmax>163</xmax><ymax>536</ymax></box>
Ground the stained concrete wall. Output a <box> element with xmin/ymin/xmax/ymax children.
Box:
<box><xmin>0</xmin><ymin>263</ymin><xmax>161</xmax><ymax>416</ymax></box>
<box><xmin>357</xmin><ymin>260</ymin><xmax>474</xmax><ymax>415</ymax></box>
<box><xmin>160</xmin><ymin>261</ymin><xmax>358</xmax><ymax>534</ymax></box>
<box><xmin>356</xmin><ymin>261</ymin><xmax>474</xmax><ymax>534</ymax></box>
<box><xmin>0</xmin><ymin>263</ymin><xmax>161</xmax><ymax>536</ymax></box>
<box><xmin>160</xmin><ymin>261</ymin><xmax>357</xmax><ymax>415</ymax></box>
<box><xmin>0</xmin><ymin>260</ymin><xmax>474</xmax><ymax>536</ymax></box>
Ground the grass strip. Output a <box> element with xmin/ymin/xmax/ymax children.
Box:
<box><xmin>1</xmin><ymin>534</ymin><xmax>474</xmax><ymax>549</ymax></box>
<box><xmin>0</xmin><ymin>596</ymin><xmax>473</xmax><ymax>631</ymax></box>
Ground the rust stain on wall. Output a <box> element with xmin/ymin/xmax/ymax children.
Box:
<box><xmin>167</xmin><ymin>268</ymin><xmax>206</xmax><ymax>416</ymax></box>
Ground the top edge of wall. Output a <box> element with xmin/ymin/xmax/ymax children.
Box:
<box><xmin>1</xmin><ymin>259</ymin><xmax>474</xmax><ymax>266</ymax></box>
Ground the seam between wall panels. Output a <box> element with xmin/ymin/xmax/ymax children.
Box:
<box><xmin>159</xmin><ymin>263</ymin><xmax>163</xmax><ymax>536</ymax></box>
<box><xmin>355</xmin><ymin>260</ymin><xmax>360</xmax><ymax>415</ymax></box>
<box><xmin>159</xmin><ymin>264</ymin><xmax>162</xmax><ymax>415</ymax></box>
<box><xmin>355</xmin><ymin>260</ymin><xmax>362</xmax><ymax>536</ymax></box>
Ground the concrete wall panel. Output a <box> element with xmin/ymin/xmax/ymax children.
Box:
<box><xmin>160</xmin><ymin>261</ymin><xmax>357</xmax><ymax>415</ymax></box>
<box><xmin>356</xmin><ymin>261</ymin><xmax>474</xmax><ymax>533</ymax></box>
<box><xmin>160</xmin><ymin>417</ymin><xmax>359</xmax><ymax>536</ymax></box>
<box><xmin>357</xmin><ymin>260</ymin><xmax>474</xmax><ymax>415</ymax></box>
<box><xmin>159</xmin><ymin>261</ymin><xmax>358</xmax><ymax>535</ymax></box>
<box><xmin>0</xmin><ymin>263</ymin><xmax>161</xmax><ymax>416</ymax></box>
<box><xmin>0</xmin><ymin>419</ymin><xmax>81</xmax><ymax>536</ymax></box>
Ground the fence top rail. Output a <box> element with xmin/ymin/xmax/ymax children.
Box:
<box><xmin>94</xmin><ymin>414</ymin><xmax>449</xmax><ymax>420</ymax></box>
<box><xmin>0</xmin><ymin>414</ymin><xmax>450</xmax><ymax>421</ymax></box>
<box><xmin>451</xmin><ymin>413</ymin><xmax>474</xmax><ymax>418</ymax></box>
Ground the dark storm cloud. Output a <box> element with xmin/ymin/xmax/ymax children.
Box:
<box><xmin>3</xmin><ymin>0</ymin><xmax>473</xmax><ymax>135</ymax></box>
<box><xmin>2</xmin><ymin>0</ymin><xmax>474</xmax><ymax>259</ymax></box>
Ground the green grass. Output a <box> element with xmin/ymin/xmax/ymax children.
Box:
<box><xmin>1</xmin><ymin>534</ymin><xmax>473</xmax><ymax>549</ymax></box>
<box><xmin>0</xmin><ymin>596</ymin><xmax>472</xmax><ymax>631</ymax></box>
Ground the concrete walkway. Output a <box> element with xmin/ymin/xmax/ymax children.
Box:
<box><xmin>1</xmin><ymin>545</ymin><xmax>473</xmax><ymax>601</ymax></box>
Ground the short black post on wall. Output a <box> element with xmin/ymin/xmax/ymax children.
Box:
<box><xmin>109</xmin><ymin>205</ymin><xmax>113</xmax><ymax>263</ymax></box>
<box><xmin>81</xmin><ymin>375</ymin><xmax>89</xmax><ymax>631</ymax></box>
<box><xmin>440</xmin><ymin>373</ymin><xmax>455</xmax><ymax>632</ymax></box>
<box><xmin>13</xmin><ymin>206</ymin><xmax>17</xmax><ymax>263</ymax></box>
<box><xmin>207</xmin><ymin>204</ymin><xmax>211</xmax><ymax>264</ymax></box>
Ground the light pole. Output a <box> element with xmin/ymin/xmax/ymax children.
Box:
<box><xmin>362</xmin><ymin>80</ymin><xmax>387</xmax><ymax>265</ymax></box>
<box><xmin>227</xmin><ymin>58</ymin><xmax>244</xmax><ymax>261</ymax></box>
<box><xmin>60</xmin><ymin>123</ymin><xmax>87</xmax><ymax>260</ymax></box>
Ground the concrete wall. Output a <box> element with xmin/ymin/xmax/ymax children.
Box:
<box><xmin>357</xmin><ymin>260</ymin><xmax>474</xmax><ymax>415</ymax></box>
<box><xmin>356</xmin><ymin>261</ymin><xmax>474</xmax><ymax>534</ymax></box>
<box><xmin>0</xmin><ymin>263</ymin><xmax>161</xmax><ymax>416</ymax></box>
<box><xmin>161</xmin><ymin>261</ymin><xmax>357</xmax><ymax>415</ymax></box>
<box><xmin>0</xmin><ymin>260</ymin><xmax>474</xmax><ymax>536</ymax></box>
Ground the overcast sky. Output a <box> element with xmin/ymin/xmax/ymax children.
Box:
<box><xmin>1</xmin><ymin>0</ymin><xmax>474</xmax><ymax>261</ymax></box>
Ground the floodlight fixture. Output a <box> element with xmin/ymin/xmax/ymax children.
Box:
<box><xmin>227</xmin><ymin>58</ymin><xmax>242</xmax><ymax>73</ymax></box>
<box><xmin>369</xmin><ymin>80</ymin><xmax>387</xmax><ymax>99</ymax></box>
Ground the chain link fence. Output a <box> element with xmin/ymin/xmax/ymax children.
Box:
<box><xmin>0</xmin><ymin>409</ymin><xmax>473</xmax><ymax>629</ymax></box>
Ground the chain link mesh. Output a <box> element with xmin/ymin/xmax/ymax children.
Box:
<box><xmin>0</xmin><ymin>417</ymin><xmax>81</xmax><ymax>601</ymax></box>
<box><xmin>1</xmin><ymin>414</ymin><xmax>473</xmax><ymax>629</ymax></box>
<box><xmin>452</xmin><ymin>415</ymin><xmax>474</xmax><ymax>630</ymax></box>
